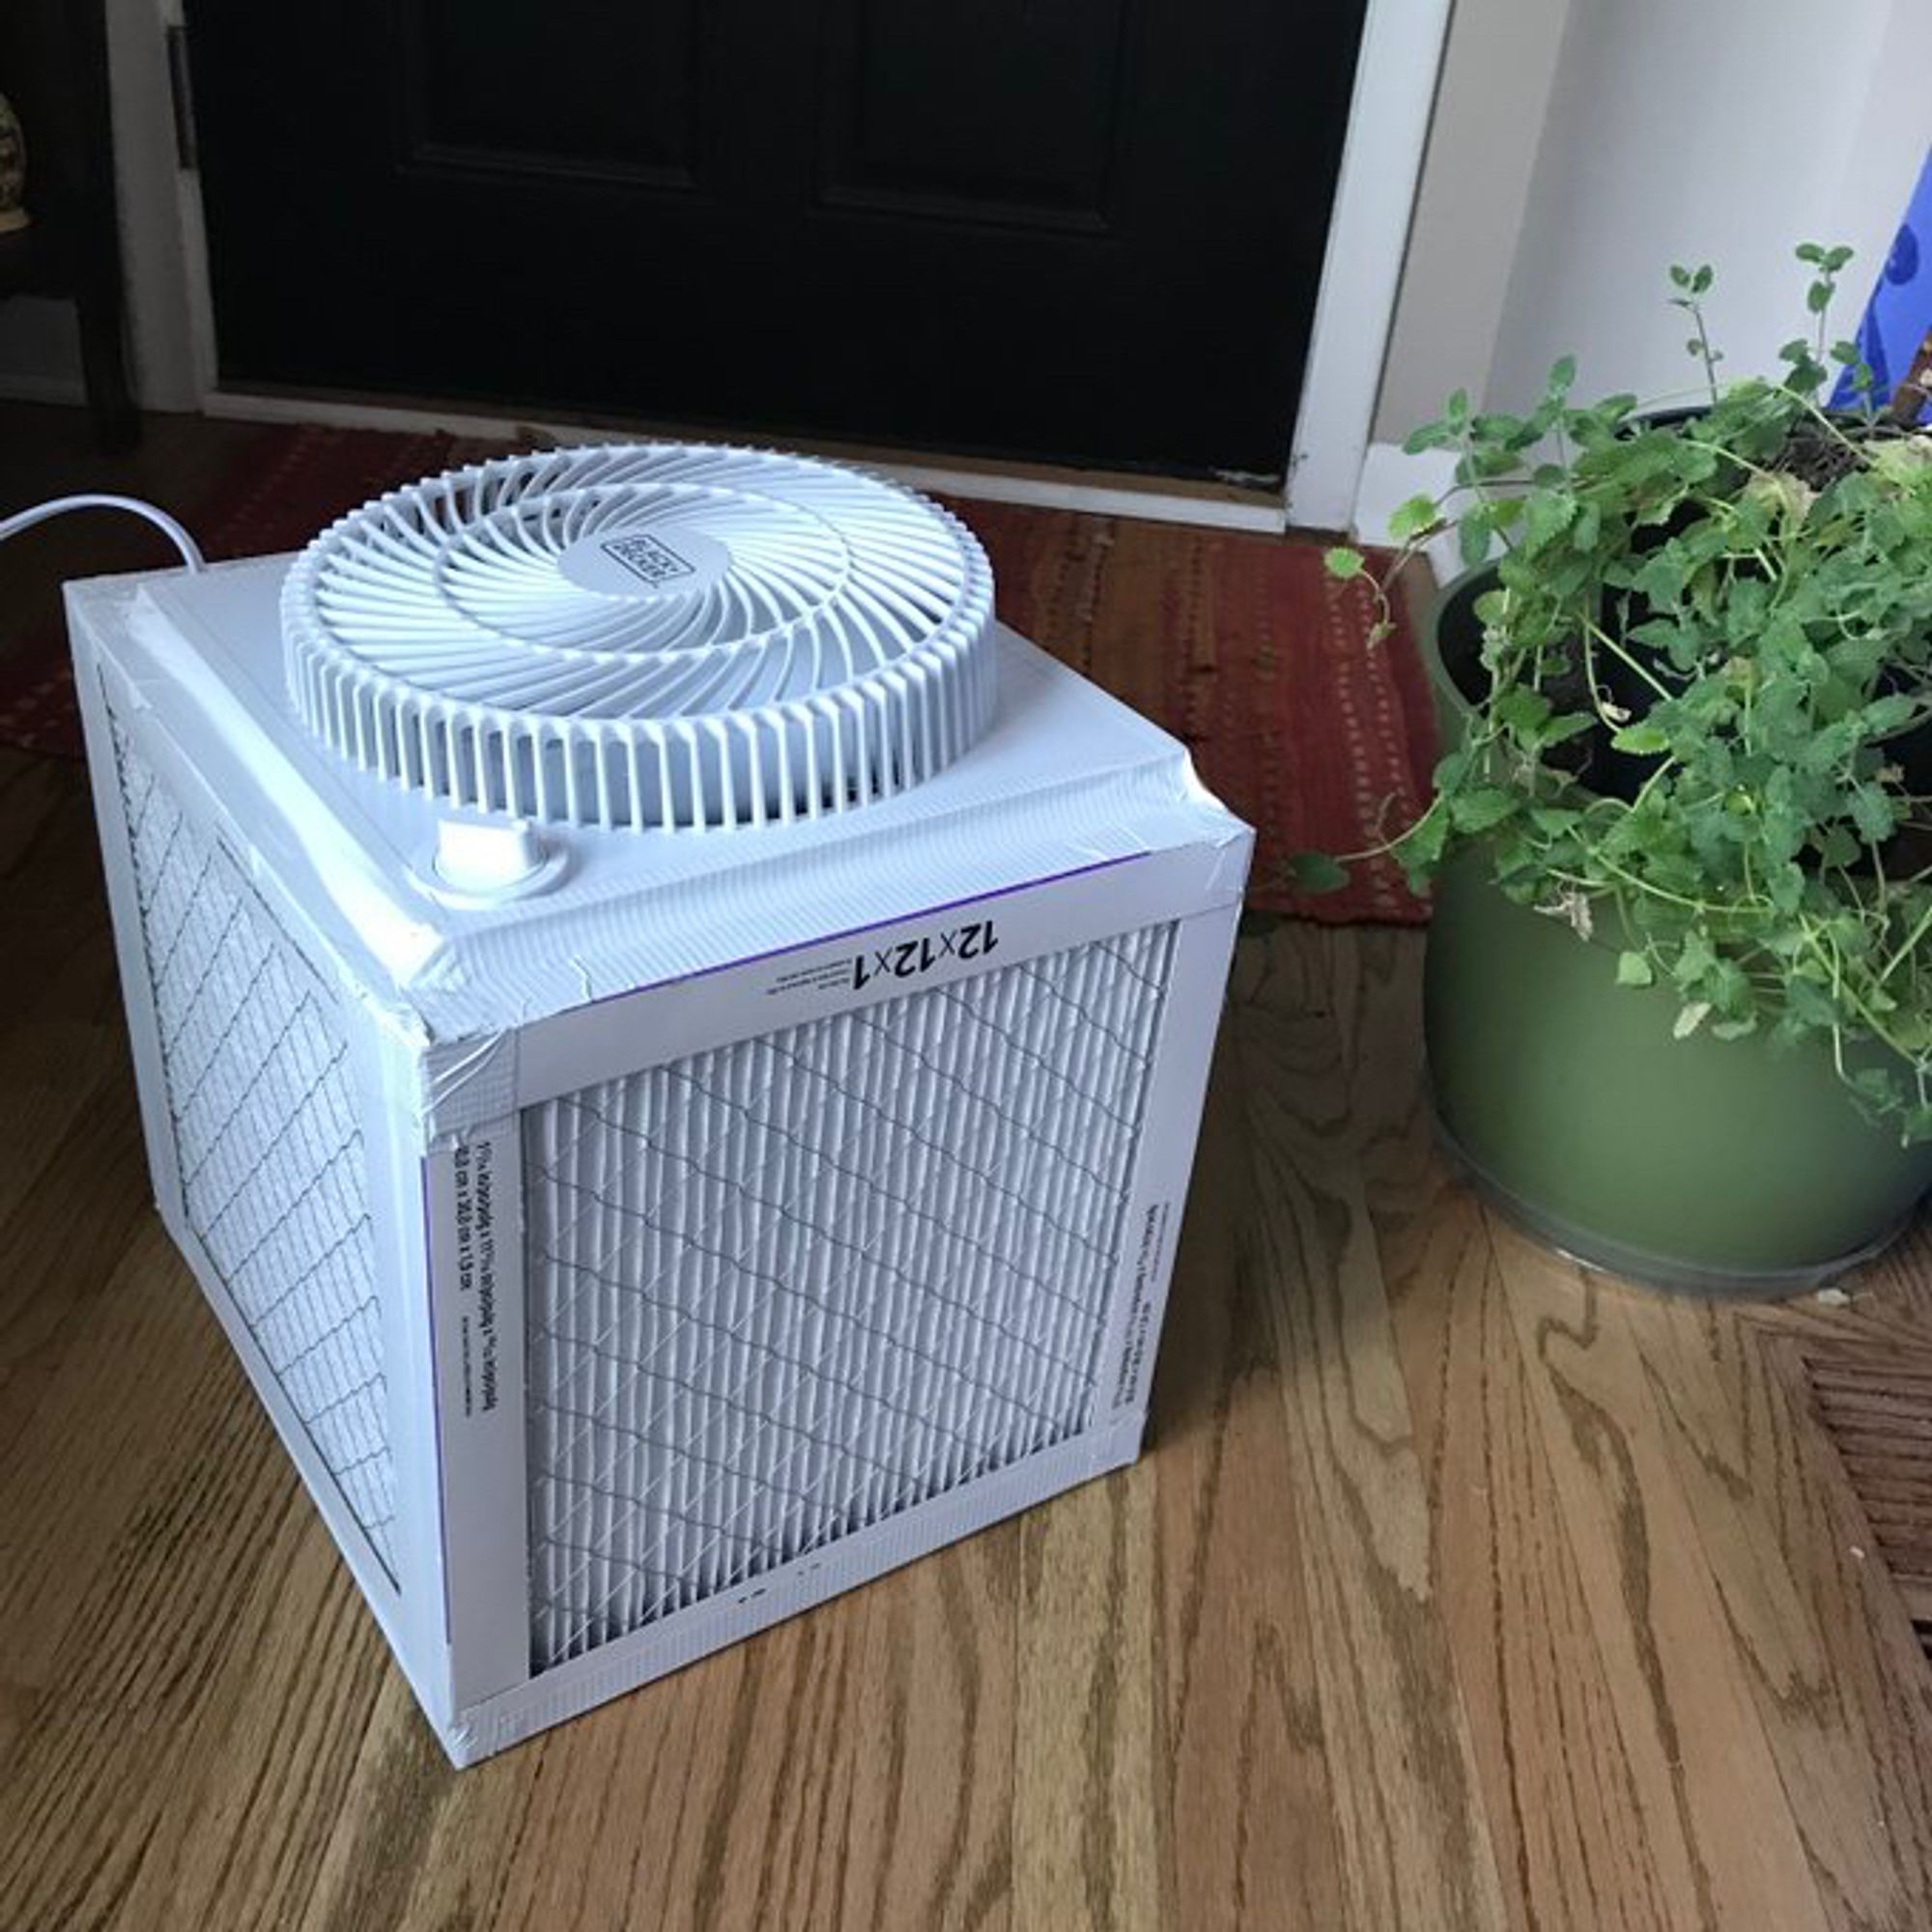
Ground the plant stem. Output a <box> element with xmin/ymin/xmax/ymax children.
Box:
<box><xmin>1582</xmin><ymin>615</ymin><xmax>1676</xmax><ymax>702</ymax></box>
<box><xmin>1686</xmin><ymin>298</ymin><xmax>1721</xmax><ymax>404</ymax></box>
<box><xmin>1878</xmin><ymin>895</ymin><xmax>1932</xmax><ymax>989</ymax></box>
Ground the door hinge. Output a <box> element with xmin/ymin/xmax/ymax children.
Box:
<box><xmin>165</xmin><ymin>23</ymin><xmax>199</xmax><ymax>172</ymax></box>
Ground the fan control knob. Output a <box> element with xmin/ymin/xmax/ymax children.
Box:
<box><xmin>434</xmin><ymin>815</ymin><xmax>552</xmax><ymax>896</ymax></box>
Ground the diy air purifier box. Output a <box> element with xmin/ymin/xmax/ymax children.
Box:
<box><xmin>65</xmin><ymin>445</ymin><xmax>1249</xmax><ymax>1764</ymax></box>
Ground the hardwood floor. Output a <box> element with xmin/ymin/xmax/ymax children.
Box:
<box><xmin>0</xmin><ymin>733</ymin><xmax>1928</xmax><ymax>1928</ymax></box>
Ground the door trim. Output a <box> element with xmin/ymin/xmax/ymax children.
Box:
<box><xmin>1284</xmin><ymin>0</ymin><xmax>1454</xmax><ymax>530</ymax></box>
<box><xmin>197</xmin><ymin>387</ymin><xmax>1294</xmax><ymax>532</ymax></box>
<box><xmin>121</xmin><ymin>0</ymin><xmax>1446</xmax><ymax>531</ymax></box>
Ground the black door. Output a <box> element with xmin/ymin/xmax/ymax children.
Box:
<box><xmin>185</xmin><ymin>1</ymin><xmax>1365</xmax><ymax>479</ymax></box>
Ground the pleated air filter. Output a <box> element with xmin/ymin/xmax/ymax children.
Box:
<box><xmin>67</xmin><ymin>441</ymin><xmax>1250</xmax><ymax>1764</ymax></box>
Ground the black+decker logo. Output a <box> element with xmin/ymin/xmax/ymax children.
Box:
<box><xmin>600</xmin><ymin>531</ymin><xmax>696</xmax><ymax>586</ymax></box>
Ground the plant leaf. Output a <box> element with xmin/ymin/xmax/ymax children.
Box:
<box><xmin>1387</xmin><ymin>494</ymin><xmax>1441</xmax><ymax>544</ymax></box>
<box><xmin>1850</xmin><ymin>781</ymin><xmax>1897</xmax><ymax>844</ymax></box>
<box><xmin>1451</xmin><ymin>788</ymin><xmax>1519</xmax><ymax>834</ymax></box>
<box><xmin>1611</xmin><ymin>721</ymin><xmax>1671</xmax><ymax>755</ymax></box>
<box><xmin>1288</xmin><ymin>852</ymin><xmax>1350</xmax><ymax>894</ymax></box>
<box><xmin>1673</xmin><ymin>1002</ymin><xmax>1712</xmax><ymax>1039</ymax></box>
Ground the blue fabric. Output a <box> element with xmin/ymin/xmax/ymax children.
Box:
<box><xmin>1833</xmin><ymin>148</ymin><xmax>1932</xmax><ymax>419</ymax></box>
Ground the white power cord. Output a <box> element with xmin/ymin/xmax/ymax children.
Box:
<box><xmin>0</xmin><ymin>493</ymin><xmax>206</xmax><ymax>570</ymax></box>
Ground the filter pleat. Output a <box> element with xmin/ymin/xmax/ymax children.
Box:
<box><xmin>110</xmin><ymin>721</ymin><xmax>397</xmax><ymax>1577</ymax></box>
<box><xmin>524</xmin><ymin>922</ymin><xmax>1178</xmax><ymax>1669</ymax></box>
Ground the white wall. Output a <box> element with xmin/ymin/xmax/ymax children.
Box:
<box><xmin>1486</xmin><ymin>0</ymin><xmax>1927</xmax><ymax>413</ymax></box>
<box><xmin>109</xmin><ymin>0</ymin><xmax>200</xmax><ymax>408</ymax></box>
<box><xmin>1373</xmin><ymin>0</ymin><xmax>1570</xmax><ymax>440</ymax></box>
<box><xmin>1361</xmin><ymin>0</ymin><xmax>1927</xmax><ymax>539</ymax></box>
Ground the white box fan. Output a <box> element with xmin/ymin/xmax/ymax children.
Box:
<box><xmin>64</xmin><ymin>442</ymin><xmax>1249</xmax><ymax>1764</ymax></box>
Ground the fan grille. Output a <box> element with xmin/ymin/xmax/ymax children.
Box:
<box><xmin>282</xmin><ymin>443</ymin><xmax>998</xmax><ymax>831</ymax></box>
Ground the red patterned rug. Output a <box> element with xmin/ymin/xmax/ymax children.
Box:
<box><xmin>0</xmin><ymin>425</ymin><xmax>1434</xmax><ymax>921</ymax></box>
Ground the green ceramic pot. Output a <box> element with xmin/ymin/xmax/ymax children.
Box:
<box><xmin>1421</xmin><ymin>570</ymin><xmax>1932</xmax><ymax>1294</ymax></box>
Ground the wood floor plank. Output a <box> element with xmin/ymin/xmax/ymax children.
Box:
<box><xmin>0</xmin><ymin>1239</ymin><xmax>357</xmax><ymax>1930</ymax></box>
<box><xmin>1300</xmin><ymin>923</ymin><xmax>1696</xmax><ymax>1930</ymax></box>
<box><xmin>0</xmin><ymin>751</ymin><xmax>121</xmax><ymax>1025</ymax></box>
<box><xmin>1012</xmin><ymin>1464</ymin><xmax>1165</xmax><ymax>1932</ymax></box>
<box><xmin>0</xmin><ymin>1052</ymin><xmax>151</xmax><ymax>1464</ymax></box>
<box><xmin>1233</xmin><ymin>925</ymin><xmax>1511</xmax><ymax>1932</ymax></box>
<box><xmin>834</xmin><ymin>1536</ymin><xmax>1017</xmax><ymax>1932</ymax></box>
<box><xmin>1491</xmin><ymin>1226</ymin><xmax>1834</xmax><ymax>1932</ymax></box>
<box><xmin>462</xmin><ymin>1615</ymin><xmax>875</xmax><ymax>1932</ymax></box>
<box><xmin>0</xmin><ymin>1018</ymin><xmax>121</xmax><ymax>1232</ymax></box>
<box><xmin>1736</xmin><ymin>1289</ymin><xmax>1932</xmax><ymax>1356</ymax></box>
<box><xmin>1311</xmin><ymin>924</ymin><xmax>1706</xmax><ymax>1930</ymax></box>
<box><xmin>1620</xmin><ymin>1296</ymin><xmax>1932</xmax><ymax>1929</ymax></box>
<box><xmin>302</xmin><ymin>1529</ymin><xmax>1019</xmax><ymax>1932</ymax></box>
<box><xmin>95</xmin><ymin>1521</ymin><xmax>392</xmax><ymax>1932</ymax></box>
<box><xmin>1383</xmin><ymin>1182</ymin><xmax>1684</xmax><ymax>1932</ymax></box>
<box><xmin>1833</xmin><ymin>1217</ymin><xmax>1932</xmax><ymax>1331</ymax></box>
<box><xmin>294</xmin><ymin>1673</ymin><xmax>457</xmax><ymax>1932</ymax></box>
<box><xmin>0</xmin><ymin>1221</ymin><xmax>215</xmax><ymax>1706</ymax></box>
<box><xmin>1788</xmin><ymin>1335</ymin><xmax>1932</xmax><ymax>1639</ymax></box>
<box><xmin>1148</xmin><ymin>1041</ymin><xmax>1351</xmax><ymax>1932</ymax></box>
<box><xmin>312</xmin><ymin>1612</ymin><xmax>830</xmax><ymax>1931</ymax></box>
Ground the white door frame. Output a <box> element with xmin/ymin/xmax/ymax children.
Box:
<box><xmin>113</xmin><ymin>0</ymin><xmax>1447</xmax><ymax>534</ymax></box>
<box><xmin>1285</xmin><ymin>0</ymin><xmax>1454</xmax><ymax>530</ymax></box>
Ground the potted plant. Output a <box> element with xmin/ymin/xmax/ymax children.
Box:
<box><xmin>1314</xmin><ymin>245</ymin><xmax>1932</xmax><ymax>1293</ymax></box>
